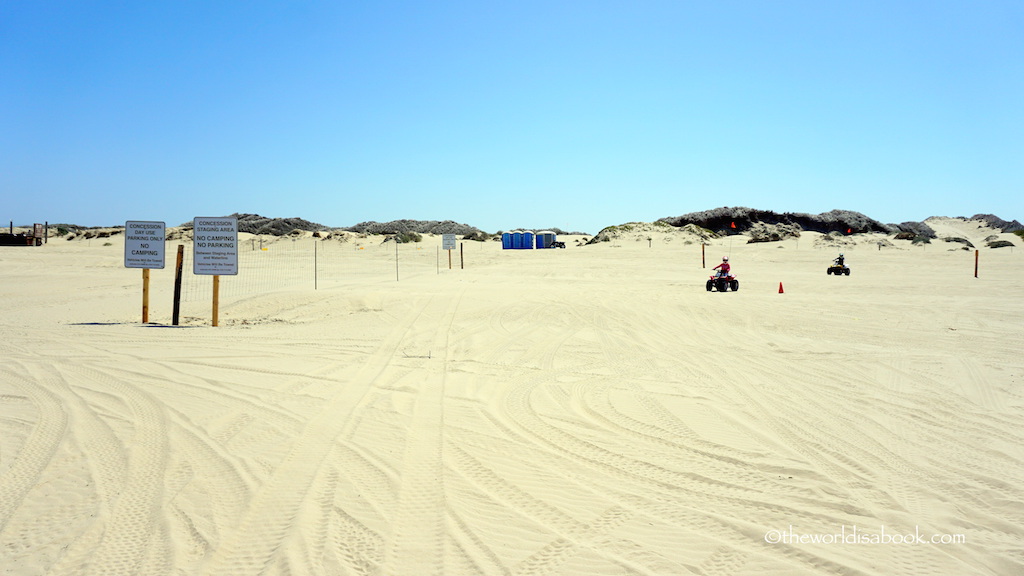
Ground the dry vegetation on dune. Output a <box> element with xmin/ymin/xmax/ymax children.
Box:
<box><xmin>657</xmin><ymin>206</ymin><xmax>895</xmax><ymax>235</ymax></box>
<box><xmin>22</xmin><ymin>208</ymin><xmax>1021</xmax><ymax>245</ymax></box>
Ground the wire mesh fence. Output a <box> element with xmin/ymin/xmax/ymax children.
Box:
<box><xmin>177</xmin><ymin>238</ymin><xmax>441</xmax><ymax>303</ymax></box>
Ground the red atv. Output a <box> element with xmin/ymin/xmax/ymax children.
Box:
<box><xmin>706</xmin><ymin>271</ymin><xmax>739</xmax><ymax>292</ymax></box>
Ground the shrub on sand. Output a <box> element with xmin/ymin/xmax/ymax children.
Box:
<box><xmin>462</xmin><ymin>231</ymin><xmax>490</xmax><ymax>242</ymax></box>
<box><xmin>943</xmin><ymin>237</ymin><xmax>974</xmax><ymax>248</ymax></box>
<box><xmin>987</xmin><ymin>240</ymin><xmax>1015</xmax><ymax>249</ymax></box>
<box><xmin>395</xmin><ymin>231</ymin><xmax>422</xmax><ymax>243</ymax></box>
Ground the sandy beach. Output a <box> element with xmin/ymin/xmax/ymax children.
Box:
<box><xmin>2</xmin><ymin>220</ymin><xmax>1023</xmax><ymax>575</ymax></box>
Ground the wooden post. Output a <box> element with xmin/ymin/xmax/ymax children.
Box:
<box><xmin>212</xmin><ymin>275</ymin><xmax>220</xmax><ymax>326</ymax></box>
<box><xmin>314</xmin><ymin>240</ymin><xmax>318</xmax><ymax>290</ymax></box>
<box><xmin>448</xmin><ymin>248</ymin><xmax>452</xmax><ymax>270</ymax></box>
<box><xmin>142</xmin><ymin>268</ymin><xmax>151</xmax><ymax>323</ymax></box>
<box><xmin>172</xmin><ymin>245</ymin><xmax>183</xmax><ymax>326</ymax></box>
<box><xmin>701</xmin><ymin>243</ymin><xmax>706</xmax><ymax>268</ymax></box>
<box><xmin>974</xmin><ymin>250</ymin><xmax>979</xmax><ymax>278</ymax></box>
<box><xmin>460</xmin><ymin>242</ymin><xmax>464</xmax><ymax>269</ymax></box>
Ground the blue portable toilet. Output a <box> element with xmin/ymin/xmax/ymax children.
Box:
<box><xmin>536</xmin><ymin>231</ymin><xmax>556</xmax><ymax>249</ymax></box>
<box><xmin>511</xmin><ymin>231</ymin><xmax>524</xmax><ymax>249</ymax></box>
<box><xmin>522</xmin><ymin>231</ymin><xmax>534</xmax><ymax>249</ymax></box>
<box><xmin>502</xmin><ymin>232</ymin><xmax>512</xmax><ymax>249</ymax></box>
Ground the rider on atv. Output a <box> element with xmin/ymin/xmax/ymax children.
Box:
<box><xmin>713</xmin><ymin>256</ymin><xmax>731</xmax><ymax>277</ymax></box>
<box><xmin>707</xmin><ymin>256</ymin><xmax>739</xmax><ymax>291</ymax></box>
<box><xmin>827</xmin><ymin>253</ymin><xmax>851</xmax><ymax>275</ymax></box>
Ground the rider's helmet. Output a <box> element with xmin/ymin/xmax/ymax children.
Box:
<box><xmin>722</xmin><ymin>256</ymin><xmax>729</xmax><ymax>261</ymax></box>
<box><xmin>839</xmin><ymin>253</ymin><xmax>844</xmax><ymax>257</ymax></box>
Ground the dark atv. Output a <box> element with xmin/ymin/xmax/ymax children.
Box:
<box><xmin>706</xmin><ymin>272</ymin><xmax>739</xmax><ymax>292</ymax></box>
<box><xmin>550</xmin><ymin>241</ymin><xmax>566</xmax><ymax>249</ymax></box>
<box><xmin>827</xmin><ymin>263</ymin><xmax>851</xmax><ymax>276</ymax></box>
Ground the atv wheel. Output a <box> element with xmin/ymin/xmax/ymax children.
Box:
<box><xmin>716</xmin><ymin>279</ymin><xmax>728</xmax><ymax>292</ymax></box>
<box><xmin>827</xmin><ymin>268</ymin><xmax>833</xmax><ymax>275</ymax></box>
<box><xmin>844</xmin><ymin>268</ymin><xmax>850</xmax><ymax>276</ymax></box>
<box><xmin>706</xmin><ymin>280</ymin><xmax>713</xmax><ymax>291</ymax></box>
<box><xmin>730</xmin><ymin>280</ymin><xmax>739</xmax><ymax>291</ymax></box>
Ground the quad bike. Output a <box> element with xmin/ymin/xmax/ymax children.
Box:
<box><xmin>827</xmin><ymin>263</ymin><xmax>851</xmax><ymax>276</ymax></box>
<box><xmin>706</xmin><ymin>271</ymin><xmax>739</xmax><ymax>292</ymax></box>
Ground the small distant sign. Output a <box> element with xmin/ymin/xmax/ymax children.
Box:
<box><xmin>442</xmin><ymin>234</ymin><xmax>457</xmax><ymax>250</ymax></box>
<box><xmin>124</xmin><ymin>221</ymin><xmax>166</xmax><ymax>269</ymax></box>
<box><xmin>33</xmin><ymin>223</ymin><xmax>43</xmax><ymax>239</ymax></box>
<box><xmin>193</xmin><ymin>217</ymin><xmax>238</xmax><ymax>275</ymax></box>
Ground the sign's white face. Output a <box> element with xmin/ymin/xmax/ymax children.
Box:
<box><xmin>442</xmin><ymin>234</ymin><xmax>457</xmax><ymax>250</ymax></box>
<box><xmin>193</xmin><ymin>217</ymin><xmax>239</xmax><ymax>275</ymax></box>
<box><xmin>124</xmin><ymin>221</ymin><xmax>166</xmax><ymax>269</ymax></box>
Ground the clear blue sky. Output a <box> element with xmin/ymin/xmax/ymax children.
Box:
<box><xmin>3</xmin><ymin>1</ymin><xmax>1021</xmax><ymax>233</ymax></box>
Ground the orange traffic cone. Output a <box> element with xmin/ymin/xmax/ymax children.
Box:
<box><xmin>778</xmin><ymin>282</ymin><xmax>784</xmax><ymax>294</ymax></box>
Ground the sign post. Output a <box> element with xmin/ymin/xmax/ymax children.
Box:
<box><xmin>124</xmin><ymin>221</ymin><xmax>166</xmax><ymax>323</ymax></box>
<box><xmin>193</xmin><ymin>217</ymin><xmax>239</xmax><ymax>326</ymax></box>
<box><xmin>213</xmin><ymin>276</ymin><xmax>220</xmax><ymax>326</ymax></box>
<box><xmin>442</xmin><ymin>234</ymin><xmax>456</xmax><ymax>270</ymax></box>
<box><xmin>172</xmin><ymin>245</ymin><xmax>184</xmax><ymax>326</ymax></box>
<box><xmin>142</xmin><ymin>269</ymin><xmax>150</xmax><ymax>322</ymax></box>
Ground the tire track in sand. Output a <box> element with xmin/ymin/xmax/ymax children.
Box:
<box><xmin>58</xmin><ymin>363</ymin><xmax>170</xmax><ymax>576</ymax></box>
<box><xmin>0</xmin><ymin>365</ymin><xmax>67</xmax><ymax>534</ymax></box>
<box><xmin>380</xmin><ymin>285</ymin><xmax>466</xmax><ymax>576</ymax></box>
<box><xmin>33</xmin><ymin>368</ymin><xmax>131</xmax><ymax>576</ymax></box>
<box><xmin>200</xmin><ymin>289</ymin><xmax>456</xmax><ymax>576</ymax></box>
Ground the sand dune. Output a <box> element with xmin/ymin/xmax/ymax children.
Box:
<box><xmin>1</xmin><ymin>229</ymin><xmax>1022</xmax><ymax>575</ymax></box>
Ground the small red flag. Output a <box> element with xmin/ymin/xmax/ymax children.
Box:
<box><xmin>730</xmin><ymin>222</ymin><xmax>736</xmax><ymax>229</ymax></box>
<box><xmin>847</xmin><ymin>228</ymin><xmax>852</xmax><ymax>234</ymax></box>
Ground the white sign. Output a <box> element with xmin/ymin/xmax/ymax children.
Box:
<box><xmin>124</xmin><ymin>221</ymin><xmax>166</xmax><ymax>269</ymax></box>
<box><xmin>442</xmin><ymin>234</ymin><xmax>457</xmax><ymax>250</ymax></box>
<box><xmin>193</xmin><ymin>217</ymin><xmax>238</xmax><ymax>275</ymax></box>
